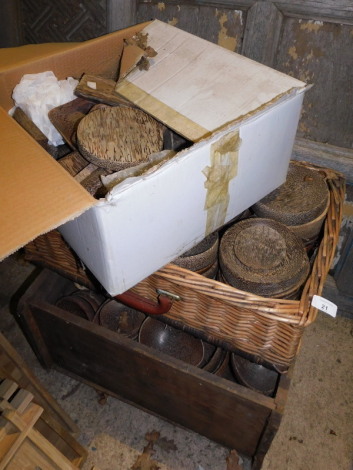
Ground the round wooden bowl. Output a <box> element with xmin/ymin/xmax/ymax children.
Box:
<box><xmin>219</xmin><ymin>218</ymin><xmax>310</xmax><ymax>297</ymax></box>
<box><xmin>76</xmin><ymin>106</ymin><xmax>165</xmax><ymax>171</ymax></box>
<box><xmin>73</xmin><ymin>290</ymin><xmax>106</xmax><ymax>313</ymax></box>
<box><xmin>252</xmin><ymin>163</ymin><xmax>329</xmax><ymax>226</ymax></box>
<box><xmin>230</xmin><ymin>353</ymin><xmax>279</xmax><ymax>396</ymax></box>
<box><xmin>172</xmin><ymin>233</ymin><xmax>219</xmax><ymax>272</ymax></box>
<box><xmin>95</xmin><ymin>299</ymin><xmax>146</xmax><ymax>339</ymax></box>
<box><xmin>138</xmin><ymin>317</ymin><xmax>205</xmax><ymax>366</ymax></box>
<box><xmin>55</xmin><ymin>294</ymin><xmax>97</xmax><ymax>321</ymax></box>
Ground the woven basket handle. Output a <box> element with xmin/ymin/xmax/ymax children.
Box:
<box><xmin>114</xmin><ymin>289</ymin><xmax>176</xmax><ymax>315</ymax></box>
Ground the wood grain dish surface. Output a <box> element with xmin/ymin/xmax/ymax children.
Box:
<box><xmin>76</xmin><ymin>106</ymin><xmax>165</xmax><ymax>171</ymax></box>
<box><xmin>219</xmin><ymin>218</ymin><xmax>310</xmax><ymax>297</ymax></box>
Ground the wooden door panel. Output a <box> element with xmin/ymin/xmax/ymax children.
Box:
<box><xmin>136</xmin><ymin>2</ymin><xmax>246</xmax><ymax>52</ymax></box>
<box><xmin>21</xmin><ymin>0</ymin><xmax>107</xmax><ymax>42</ymax></box>
<box><xmin>274</xmin><ymin>17</ymin><xmax>353</xmax><ymax>148</ymax></box>
<box><xmin>276</xmin><ymin>1</ymin><xmax>353</xmax><ymax>24</ymax></box>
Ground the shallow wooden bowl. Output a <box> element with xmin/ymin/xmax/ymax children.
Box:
<box><xmin>138</xmin><ymin>317</ymin><xmax>205</xmax><ymax>366</ymax></box>
<box><xmin>95</xmin><ymin>299</ymin><xmax>146</xmax><ymax>339</ymax></box>
<box><xmin>55</xmin><ymin>294</ymin><xmax>96</xmax><ymax>321</ymax></box>
<box><xmin>230</xmin><ymin>354</ymin><xmax>279</xmax><ymax>396</ymax></box>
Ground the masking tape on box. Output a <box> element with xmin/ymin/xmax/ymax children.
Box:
<box><xmin>203</xmin><ymin>130</ymin><xmax>240</xmax><ymax>235</ymax></box>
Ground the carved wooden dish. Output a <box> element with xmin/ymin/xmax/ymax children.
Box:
<box><xmin>48</xmin><ymin>97</ymin><xmax>95</xmax><ymax>149</ymax></box>
<box><xmin>252</xmin><ymin>162</ymin><xmax>329</xmax><ymax>226</ymax></box>
<box><xmin>219</xmin><ymin>218</ymin><xmax>310</xmax><ymax>298</ymax></box>
<box><xmin>76</xmin><ymin>106</ymin><xmax>165</xmax><ymax>171</ymax></box>
<box><xmin>172</xmin><ymin>232</ymin><xmax>219</xmax><ymax>273</ymax></box>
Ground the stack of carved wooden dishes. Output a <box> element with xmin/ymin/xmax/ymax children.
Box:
<box><xmin>172</xmin><ymin>232</ymin><xmax>219</xmax><ymax>279</ymax></box>
<box><xmin>138</xmin><ymin>317</ymin><xmax>205</xmax><ymax>367</ymax></box>
<box><xmin>230</xmin><ymin>354</ymin><xmax>279</xmax><ymax>396</ymax></box>
<box><xmin>94</xmin><ymin>299</ymin><xmax>146</xmax><ymax>340</ymax></box>
<box><xmin>201</xmin><ymin>343</ymin><xmax>226</xmax><ymax>373</ymax></box>
<box><xmin>252</xmin><ymin>162</ymin><xmax>330</xmax><ymax>250</ymax></box>
<box><xmin>55</xmin><ymin>290</ymin><xmax>105</xmax><ymax>321</ymax></box>
<box><xmin>218</xmin><ymin>218</ymin><xmax>310</xmax><ymax>299</ymax></box>
<box><xmin>76</xmin><ymin>105</ymin><xmax>165</xmax><ymax>171</ymax></box>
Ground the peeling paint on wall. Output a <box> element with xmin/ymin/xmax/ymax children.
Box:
<box><xmin>288</xmin><ymin>46</ymin><xmax>298</xmax><ymax>60</ymax></box>
<box><xmin>299</xmin><ymin>20</ymin><xmax>323</xmax><ymax>33</ymax></box>
<box><xmin>168</xmin><ymin>17</ymin><xmax>178</xmax><ymax>26</ymax></box>
<box><xmin>216</xmin><ymin>11</ymin><xmax>238</xmax><ymax>51</ymax></box>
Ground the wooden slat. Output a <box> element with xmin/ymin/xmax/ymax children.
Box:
<box><xmin>1</xmin><ymin>403</ymin><xmax>79</xmax><ymax>470</ymax></box>
<box><xmin>75</xmin><ymin>74</ymin><xmax>132</xmax><ymax>107</ymax></box>
<box><xmin>242</xmin><ymin>1</ymin><xmax>283</xmax><ymax>65</ymax></box>
<box><xmin>107</xmin><ymin>0</ymin><xmax>137</xmax><ymax>31</ymax></box>
<box><xmin>0</xmin><ymin>332</ymin><xmax>78</xmax><ymax>434</ymax></box>
<box><xmin>0</xmin><ymin>380</ymin><xmax>18</xmax><ymax>402</ymax></box>
<box><xmin>276</xmin><ymin>0</ymin><xmax>353</xmax><ymax>24</ymax></box>
<box><xmin>292</xmin><ymin>138</ymin><xmax>353</xmax><ymax>183</ymax></box>
<box><xmin>0</xmin><ymin>404</ymin><xmax>43</xmax><ymax>470</ymax></box>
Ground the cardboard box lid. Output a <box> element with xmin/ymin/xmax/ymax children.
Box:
<box><xmin>116</xmin><ymin>20</ymin><xmax>306</xmax><ymax>141</ymax></box>
<box><xmin>0</xmin><ymin>107</ymin><xmax>95</xmax><ymax>261</ymax></box>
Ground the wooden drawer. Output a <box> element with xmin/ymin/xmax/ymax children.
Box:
<box><xmin>16</xmin><ymin>269</ymin><xmax>291</xmax><ymax>469</ymax></box>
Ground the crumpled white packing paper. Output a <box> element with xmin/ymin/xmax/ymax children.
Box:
<box><xmin>12</xmin><ymin>71</ymin><xmax>78</xmax><ymax>146</ymax></box>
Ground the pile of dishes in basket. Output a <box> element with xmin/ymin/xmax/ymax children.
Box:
<box><xmin>55</xmin><ymin>161</ymin><xmax>330</xmax><ymax>398</ymax></box>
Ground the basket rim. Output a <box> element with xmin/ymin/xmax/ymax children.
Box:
<box><xmin>157</xmin><ymin>161</ymin><xmax>345</xmax><ymax>328</ymax></box>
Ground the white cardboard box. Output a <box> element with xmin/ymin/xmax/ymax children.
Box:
<box><xmin>0</xmin><ymin>20</ymin><xmax>307</xmax><ymax>295</ymax></box>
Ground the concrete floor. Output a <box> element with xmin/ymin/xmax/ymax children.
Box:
<box><xmin>0</xmin><ymin>253</ymin><xmax>352</xmax><ymax>470</ymax></box>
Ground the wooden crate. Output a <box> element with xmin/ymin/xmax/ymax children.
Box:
<box><xmin>16</xmin><ymin>268</ymin><xmax>293</xmax><ymax>470</ymax></box>
<box><xmin>0</xmin><ymin>377</ymin><xmax>87</xmax><ymax>469</ymax></box>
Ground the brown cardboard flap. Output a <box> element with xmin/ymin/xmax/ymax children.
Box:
<box><xmin>0</xmin><ymin>108</ymin><xmax>95</xmax><ymax>261</ymax></box>
<box><xmin>0</xmin><ymin>43</ymin><xmax>78</xmax><ymax>72</ymax></box>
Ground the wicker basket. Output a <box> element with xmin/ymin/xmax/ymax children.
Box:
<box><xmin>24</xmin><ymin>161</ymin><xmax>345</xmax><ymax>370</ymax></box>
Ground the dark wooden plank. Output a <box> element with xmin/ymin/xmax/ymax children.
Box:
<box><xmin>333</xmin><ymin>227</ymin><xmax>353</xmax><ymax>297</ymax></box>
<box><xmin>275</xmin><ymin>17</ymin><xmax>353</xmax><ymax>148</ymax></box>
<box><xmin>138</xmin><ymin>0</ymin><xmax>255</xmax><ymax>9</ymax></box>
<box><xmin>252</xmin><ymin>365</ymin><xmax>292</xmax><ymax>469</ymax></box>
<box><xmin>21</xmin><ymin>0</ymin><xmax>107</xmax><ymax>43</ymax></box>
<box><xmin>242</xmin><ymin>1</ymin><xmax>283</xmax><ymax>66</ymax></box>
<box><xmin>276</xmin><ymin>0</ymin><xmax>353</xmax><ymax>24</ymax></box>
<box><xmin>75</xmin><ymin>74</ymin><xmax>132</xmax><ymax>107</ymax></box>
<box><xmin>0</xmin><ymin>0</ymin><xmax>23</xmax><ymax>46</ymax></box>
<box><xmin>12</xmin><ymin>108</ymin><xmax>70</xmax><ymax>160</ymax></box>
<box><xmin>136</xmin><ymin>2</ymin><xmax>245</xmax><ymax>52</ymax></box>
<box><xmin>27</xmin><ymin>301</ymin><xmax>274</xmax><ymax>457</ymax></box>
<box><xmin>292</xmin><ymin>138</ymin><xmax>353</xmax><ymax>183</ymax></box>
<box><xmin>108</xmin><ymin>0</ymin><xmax>137</xmax><ymax>31</ymax></box>
<box><xmin>322</xmin><ymin>275</ymin><xmax>353</xmax><ymax>319</ymax></box>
